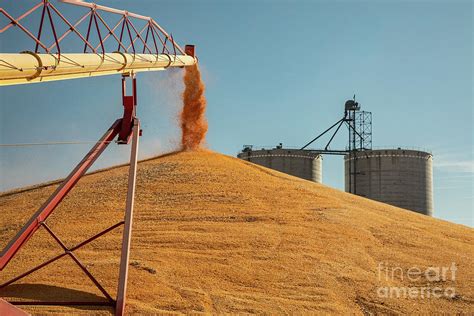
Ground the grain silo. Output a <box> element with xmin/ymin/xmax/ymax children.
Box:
<box><xmin>238</xmin><ymin>144</ymin><xmax>323</xmax><ymax>183</ymax></box>
<box><xmin>344</xmin><ymin>149</ymin><xmax>433</xmax><ymax>215</ymax></box>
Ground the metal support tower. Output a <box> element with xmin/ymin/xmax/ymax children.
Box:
<box><xmin>300</xmin><ymin>97</ymin><xmax>372</xmax><ymax>194</ymax></box>
<box><xmin>346</xmin><ymin>100</ymin><xmax>372</xmax><ymax>194</ymax></box>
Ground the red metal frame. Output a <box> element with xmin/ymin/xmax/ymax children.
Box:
<box><xmin>0</xmin><ymin>1</ymin><xmax>194</xmax><ymax>314</ymax></box>
<box><xmin>0</xmin><ymin>0</ymin><xmax>186</xmax><ymax>58</ymax></box>
<box><xmin>0</xmin><ymin>75</ymin><xmax>141</xmax><ymax>315</ymax></box>
<box><xmin>0</xmin><ymin>120</ymin><xmax>121</xmax><ymax>271</ymax></box>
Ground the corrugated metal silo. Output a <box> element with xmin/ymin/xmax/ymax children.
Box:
<box><xmin>344</xmin><ymin>149</ymin><xmax>433</xmax><ymax>215</ymax></box>
<box><xmin>238</xmin><ymin>148</ymin><xmax>323</xmax><ymax>183</ymax></box>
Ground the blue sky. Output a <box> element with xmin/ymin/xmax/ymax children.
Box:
<box><xmin>0</xmin><ymin>0</ymin><xmax>472</xmax><ymax>226</ymax></box>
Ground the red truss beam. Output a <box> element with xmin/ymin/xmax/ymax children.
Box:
<box><xmin>0</xmin><ymin>0</ymin><xmax>187</xmax><ymax>57</ymax></box>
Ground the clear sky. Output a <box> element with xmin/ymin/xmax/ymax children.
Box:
<box><xmin>1</xmin><ymin>0</ymin><xmax>472</xmax><ymax>226</ymax></box>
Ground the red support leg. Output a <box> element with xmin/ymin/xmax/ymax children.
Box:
<box><xmin>115</xmin><ymin>118</ymin><xmax>140</xmax><ymax>316</ymax></box>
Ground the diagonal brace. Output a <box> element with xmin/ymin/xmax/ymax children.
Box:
<box><xmin>40</xmin><ymin>222</ymin><xmax>114</xmax><ymax>302</ymax></box>
<box><xmin>0</xmin><ymin>221</ymin><xmax>124</xmax><ymax>290</ymax></box>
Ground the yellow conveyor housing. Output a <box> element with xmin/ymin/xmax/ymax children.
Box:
<box><xmin>0</xmin><ymin>52</ymin><xmax>197</xmax><ymax>86</ymax></box>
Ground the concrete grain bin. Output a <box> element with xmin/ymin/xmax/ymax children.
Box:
<box><xmin>344</xmin><ymin>149</ymin><xmax>433</xmax><ymax>216</ymax></box>
<box><xmin>238</xmin><ymin>147</ymin><xmax>323</xmax><ymax>183</ymax></box>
